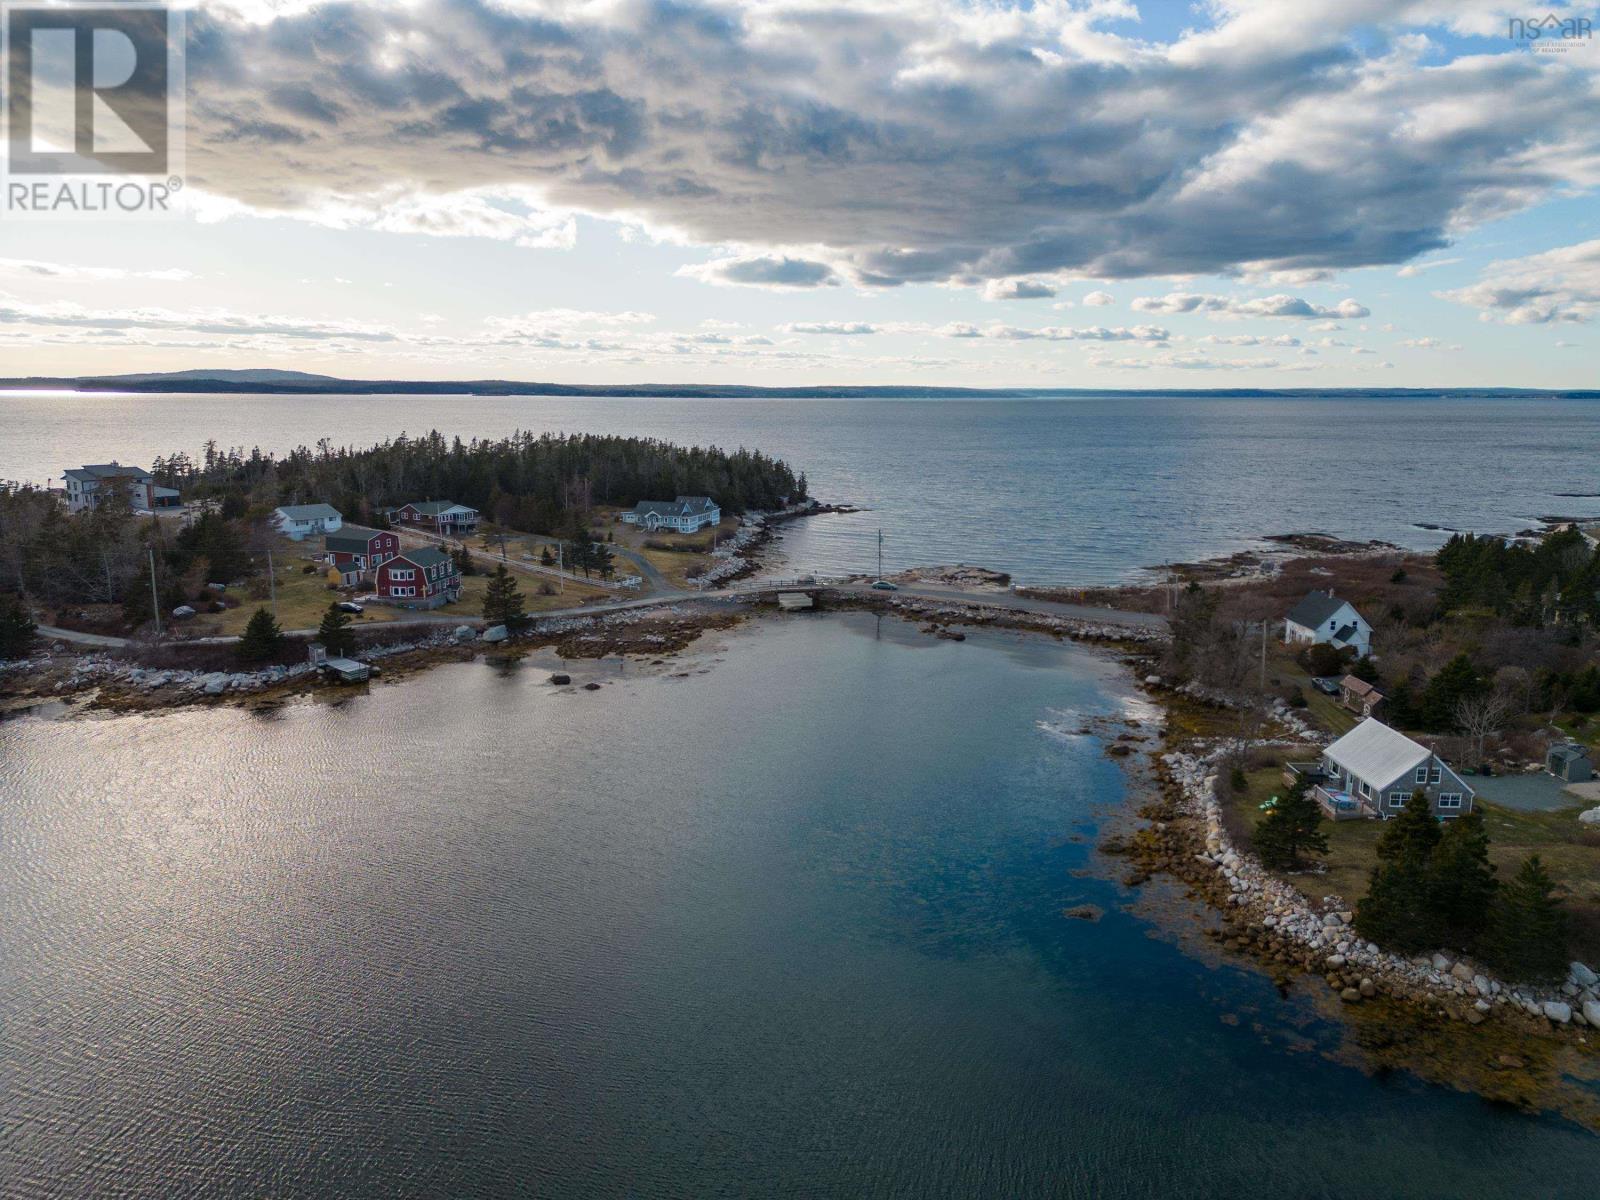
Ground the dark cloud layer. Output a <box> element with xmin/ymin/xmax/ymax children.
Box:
<box><xmin>186</xmin><ymin>0</ymin><xmax>1600</xmax><ymax>287</ymax></box>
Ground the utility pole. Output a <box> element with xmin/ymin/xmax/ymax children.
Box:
<box><xmin>877</xmin><ymin>527</ymin><xmax>884</xmax><ymax>581</ymax></box>
<box><xmin>1260</xmin><ymin>619</ymin><xmax>1267</xmax><ymax>692</ymax></box>
<box><xmin>148</xmin><ymin>547</ymin><xmax>162</xmax><ymax>636</ymax></box>
<box><xmin>556</xmin><ymin>542</ymin><xmax>564</xmax><ymax>594</ymax></box>
<box><xmin>267</xmin><ymin>546</ymin><xmax>278</xmax><ymax>617</ymax></box>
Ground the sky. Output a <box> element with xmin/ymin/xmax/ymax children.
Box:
<box><xmin>3</xmin><ymin>0</ymin><xmax>1598</xmax><ymax>387</ymax></box>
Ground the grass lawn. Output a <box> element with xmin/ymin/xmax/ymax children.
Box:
<box><xmin>627</xmin><ymin>514</ymin><xmax>741</xmax><ymax>589</ymax></box>
<box><xmin>1222</xmin><ymin>763</ymin><xmax>1600</xmax><ymax>960</ymax></box>
<box><xmin>1266</xmin><ymin>643</ymin><xmax>1358</xmax><ymax>736</ymax></box>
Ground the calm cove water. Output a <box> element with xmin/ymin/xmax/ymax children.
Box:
<box><xmin>3</xmin><ymin>616</ymin><xmax>1598</xmax><ymax>1197</ymax></box>
<box><xmin>5</xmin><ymin>390</ymin><xmax>1600</xmax><ymax>583</ymax></box>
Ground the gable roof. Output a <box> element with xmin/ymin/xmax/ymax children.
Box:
<box><xmin>393</xmin><ymin>546</ymin><xmax>453</xmax><ymax>570</ymax></box>
<box><xmin>1287</xmin><ymin>590</ymin><xmax>1352</xmax><ymax>629</ymax></box>
<box><xmin>65</xmin><ymin>462</ymin><xmax>153</xmax><ymax>483</ymax></box>
<box><xmin>1332</xmin><ymin>624</ymin><xmax>1358</xmax><ymax>645</ymax></box>
<box><xmin>1340</xmin><ymin>675</ymin><xmax>1383</xmax><ymax>699</ymax></box>
<box><xmin>402</xmin><ymin>500</ymin><xmax>475</xmax><ymax>516</ymax></box>
<box><xmin>1324</xmin><ymin>718</ymin><xmax>1430</xmax><ymax>786</ymax></box>
<box><xmin>1549</xmin><ymin>743</ymin><xmax>1591</xmax><ymax>765</ymax></box>
<box><xmin>275</xmin><ymin>503</ymin><xmax>341</xmax><ymax>522</ymax></box>
<box><xmin>324</xmin><ymin>525</ymin><xmax>387</xmax><ymax>553</ymax></box>
<box><xmin>630</xmin><ymin>495</ymin><xmax>719</xmax><ymax>518</ymax></box>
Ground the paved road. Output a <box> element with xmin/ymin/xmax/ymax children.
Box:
<box><xmin>32</xmin><ymin>581</ymin><xmax>1162</xmax><ymax>651</ymax></box>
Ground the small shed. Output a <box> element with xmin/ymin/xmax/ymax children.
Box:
<box><xmin>1546</xmin><ymin>742</ymin><xmax>1594</xmax><ymax>783</ymax></box>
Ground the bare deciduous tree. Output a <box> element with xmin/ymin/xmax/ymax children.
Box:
<box><xmin>1453</xmin><ymin>690</ymin><xmax>1510</xmax><ymax>768</ymax></box>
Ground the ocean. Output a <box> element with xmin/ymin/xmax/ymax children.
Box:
<box><xmin>4</xmin><ymin>617</ymin><xmax>1597</xmax><ymax>1197</ymax></box>
<box><xmin>5</xmin><ymin>390</ymin><xmax>1598</xmax><ymax>582</ymax></box>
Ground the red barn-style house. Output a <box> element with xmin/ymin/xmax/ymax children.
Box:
<box><xmin>376</xmin><ymin>547</ymin><xmax>462</xmax><ymax>609</ymax></box>
<box><xmin>394</xmin><ymin>500</ymin><xmax>479</xmax><ymax>534</ymax></box>
<box><xmin>323</xmin><ymin>526</ymin><xmax>400</xmax><ymax>577</ymax></box>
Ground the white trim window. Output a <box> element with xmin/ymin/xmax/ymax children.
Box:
<box><xmin>1429</xmin><ymin>766</ymin><xmax>1442</xmax><ymax>785</ymax></box>
<box><xmin>1357</xmin><ymin>779</ymin><xmax>1371</xmax><ymax>798</ymax></box>
<box><xmin>1390</xmin><ymin>793</ymin><xmax>1408</xmax><ymax>808</ymax></box>
<box><xmin>1414</xmin><ymin>765</ymin><xmax>1428</xmax><ymax>784</ymax></box>
<box><xmin>390</xmin><ymin>568</ymin><xmax>416</xmax><ymax>581</ymax></box>
<box><xmin>1437</xmin><ymin>793</ymin><xmax>1463</xmax><ymax>810</ymax></box>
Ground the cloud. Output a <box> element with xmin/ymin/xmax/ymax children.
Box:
<box><xmin>1081</xmin><ymin>291</ymin><xmax>1116</xmax><ymax>307</ymax></box>
<box><xmin>0</xmin><ymin>297</ymin><xmax>400</xmax><ymax>342</ymax></box>
<box><xmin>1131</xmin><ymin>292</ymin><xmax>1370</xmax><ymax>319</ymax></box>
<box><xmin>981</xmin><ymin>278</ymin><xmax>1057</xmax><ymax>301</ymax></box>
<box><xmin>678</xmin><ymin>255</ymin><xmax>840</xmax><ymax>290</ymax></box>
<box><xmin>979</xmin><ymin>323</ymin><xmax>1170</xmax><ymax>342</ymax></box>
<box><xmin>1399</xmin><ymin>336</ymin><xmax>1460</xmax><ymax>348</ymax></box>
<box><xmin>1199</xmin><ymin>333</ymin><xmax>1301</xmax><ymax>347</ymax></box>
<box><xmin>180</xmin><ymin>0</ymin><xmax>1600</xmax><ymax>287</ymax></box>
<box><xmin>0</xmin><ymin>258</ymin><xmax>194</xmax><ymax>283</ymax></box>
<box><xmin>782</xmin><ymin>321</ymin><xmax>876</xmax><ymax>335</ymax></box>
<box><xmin>1436</xmin><ymin>239</ymin><xmax>1600</xmax><ymax>324</ymax></box>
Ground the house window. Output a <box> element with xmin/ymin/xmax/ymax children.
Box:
<box><xmin>1429</xmin><ymin>766</ymin><xmax>1442</xmax><ymax>784</ymax></box>
<box><xmin>1414</xmin><ymin>766</ymin><xmax>1428</xmax><ymax>784</ymax></box>
<box><xmin>1437</xmin><ymin>794</ymin><xmax>1463</xmax><ymax>810</ymax></box>
<box><xmin>1357</xmin><ymin>779</ymin><xmax>1371</xmax><ymax>798</ymax></box>
<box><xmin>1390</xmin><ymin>793</ymin><xmax>1407</xmax><ymax>808</ymax></box>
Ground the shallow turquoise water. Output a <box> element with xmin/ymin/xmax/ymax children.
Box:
<box><xmin>6</xmin><ymin>391</ymin><xmax>1600</xmax><ymax>582</ymax></box>
<box><xmin>2</xmin><ymin>615</ymin><xmax>1596</xmax><ymax>1197</ymax></box>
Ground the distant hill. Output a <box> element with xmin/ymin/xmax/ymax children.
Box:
<box><xmin>2</xmin><ymin>371</ymin><xmax>1596</xmax><ymax>400</ymax></box>
<box><xmin>98</xmin><ymin>369</ymin><xmax>344</xmax><ymax>385</ymax></box>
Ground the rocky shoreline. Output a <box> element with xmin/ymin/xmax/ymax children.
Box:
<box><xmin>1147</xmin><ymin>742</ymin><xmax>1598</xmax><ymax>1031</ymax></box>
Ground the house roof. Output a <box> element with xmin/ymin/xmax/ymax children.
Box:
<box><xmin>1331</xmin><ymin>624</ymin><xmax>1358</xmax><ymax>645</ymax></box>
<box><xmin>324</xmin><ymin>526</ymin><xmax>386</xmax><ymax>552</ymax></box>
<box><xmin>275</xmin><ymin>503</ymin><xmax>342</xmax><ymax>521</ymax></box>
<box><xmin>1287</xmin><ymin>590</ymin><xmax>1350</xmax><ymax>629</ymax></box>
<box><xmin>403</xmin><ymin>500</ymin><xmax>475</xmax><ymax>516</ymax></box>
<box><xmin>1549</xmin><ymin>743</ymin><xmax>1591</xmax><ymax>764</ymax></box>
<box><xmin>631</xmin><ymin>495</ymin><xmax>719</xmax><ymax>518</ymax></box>
<box><xmin>1340</xmin><ymin>675</ymin><xmax>1383</xmax><ymax>699</ymax></box>
<box><xmin>394</xmin><ymin>546</ymin><xmax>453</xmax><ymax>570</ymax></box>
<box><xmin>65</xmin><ymin>462</ymin><xmax>153</xmax><ymax>483</ymax></box>
<box><xmin>1324</xmin><ymin>718</ymin><xmax>1431</xmax><ymax>786</ymax></box>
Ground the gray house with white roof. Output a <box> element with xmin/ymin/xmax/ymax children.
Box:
<box><xmin>621</xmin><ymin>495</ymin><xmax>721</xmax><ymax>533</ymax></box>
<box><xmin>1294</xmin><ymin>717</ymin><xmax>1474</xmax><ymax>821</ymax></box>
<box><xmin>1284</xmin><ymin>589</ymin><xmax>1371</xmax><ymax>657</ymax></box>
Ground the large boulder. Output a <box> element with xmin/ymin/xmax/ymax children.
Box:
<box><xmin>1584</xmin><ymin>999</ymin><xmax>1600</xmax><ymax>1029</ymax></box>
<box><xmin>480</xmin><ymin>625</ymin><xmax>509</xmax><ymax>644</ymax></box>
<box><xmin>1541</xmin><ymin>1000</ymin><xmax>1572</xmax><ymax>1024</ymax></box>
<box><xmin>453</xmin><ymin>624</ymin><xmax>476</xmax><ymax>644</ymax></box>
<box><xmin>1579</xmin><ymin>806</ymin><xmax>1600</xmax><ymax>826</ymax></box>
<box><xmin>1571</xmin><ymin>961</ymin><xmax>1599</xmax><ymax>989</ymax></box>
<box><xmin>202</xmin><ymin>673</ymin><xmax>227</xmax><ymax>695</ymax></box>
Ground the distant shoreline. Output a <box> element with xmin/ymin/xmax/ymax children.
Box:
<box><xmin>4</xmin><ymin>375</ymin><xmax>1599</xmax><ymax>401</ymax></box>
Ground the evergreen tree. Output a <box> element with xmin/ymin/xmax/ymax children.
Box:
<box><xmin>592</xmin><ymin>543</ymin><xmax>616</xmax><ymax>580</ymax></box>
<box><xmin>451</xmin><ymin>546</ymin><xmax>477</xmax><ymax>576</ymax></box>
<box><xmin>1354</xmin><ymin>793</ymin><xmax>1443</xmax><ymax>953</ymax></box>
<box><xmin>1428</xmin><ymin>808</ymin><xmax>1497</xmax><ymax>951</ymax></box>
<box><xmin>316</xmin><ymin>602</ymin><xmax>356</xmax><ymax>657</ymax></box>
<box><xmin>0</xmin><ymin>594</ymin><xmax>36</xmax><ymax>659</ymax></box>
<box><xmin>236</xmin><ymin>606</ymin><xmax>285</xmax><ymax>664</ymax></box>
<box><xmin>1480</xmin><ymin>855</ymin><xmax>1570</xmax><ymax>983</ymax></box>
<box><xmin>482</xmin><ymin>564</ymin><xmax>527</xmax><ymax>631</ymax></box>
<box><xmin>1253</xmin><ymin>777</ymin><xmax>1329</xmax><ymax>871</ymax></box>
<box><xmin>1420</xmin><ymin>654</ymin><xmax>1481</xmax><ymax>731</ymax></box>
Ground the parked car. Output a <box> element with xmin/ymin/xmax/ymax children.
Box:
<box><xmin>1312</xmin><ymin>676</ymin><xmax>1340</xmax><ymax>696</ymax></box>
<box><xmin>870</xmin><ymin>580</ymin><xmax>898</xmax><ymax>591</ymax></box>
<box><xmin>171</xmin><ymin>605</ymin><xmax>196</xmax><ymax>619</ymax></box>
<box><xmin>337</xmin><ymin>601</ymin><xmax>365</xmax><ymax>614</ymax></box>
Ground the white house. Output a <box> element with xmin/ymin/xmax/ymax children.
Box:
<box><xmin>272</xmin><ymin>503</ymin><xmax>343</xmax><ymax>540</ymax></box>
<box><xmin>621</xmin><ymin>495</ymin><xmax>721</xmax><ymax>534</ymax></box>
<box><xmin>63</xmin><ymin>462</ymin><xmax>180</xmax><ymax>513</ymax></box>
<box><xmin>1298</xmin><ymin>717</ymin><xmax>1474</xmax><ymax>821</ymax></box>
<box><xmin>1284</xmin><ymin>589</ymin><xmax>1371</xmax><ymax>657</ymax></box>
